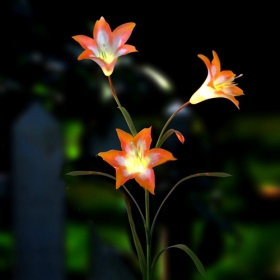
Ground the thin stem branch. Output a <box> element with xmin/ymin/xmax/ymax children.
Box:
<box><xmin>108</xmin><ymin>75</ymin><xmax>137</xmax><ymax>136</ymax></box>
<box><xmin>79</xmin><ymin>171</ymin><xmax>146</xmax><ymax>226</ymax></box>
<box><xmin>123</xmin><ymin>185</ymin><xmax>146</xmax><ymax>227</ymax></box>
<box><xmin>155</xmin><ymin>101</ymin><xmax>190</xmax><ymax>148</ymax></box>
<box><xmin>145</xmin><ymin>189</ymin><xmax>151</xmax><ymax>280</ymax></box>
<box><xmin>150</xmin><ymin>172</ymin><xmax>218</xmax><ymax>237</ymax></box>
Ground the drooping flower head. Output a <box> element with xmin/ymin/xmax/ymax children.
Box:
<box><xmin>189</xmin><ymin>51</ymin><xmax>244</xmax><ymax>109</ymax></box>
<box><xmin>98</xmin><ymin>127</ymin><xmax>176</xmax><ymax>194</ymax></box>
<box><xmin>73</xmin><ymin>17</ymin><xmax>137</xmax><ymax>76</ymax></box>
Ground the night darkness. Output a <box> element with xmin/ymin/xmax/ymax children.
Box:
<box><xmin>1</xmin><ymin>1</ymin><xmax>280</xmax><ymax>280</ymax></box>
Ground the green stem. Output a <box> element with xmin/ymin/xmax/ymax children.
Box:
<box><xmin>145</xmin><ymin>189</ymin><xmax>151</xmax><ymax>280</ymax></box>
<box><xmin>122</xmin><ymin>185</ymin><xmax>146</xmax><ymax>228</ymax></box>
<box><xmin>155</xmin><ymin>101</ymin><xmax>190</xmax><ymax>148</ymax></box>
<box><xmin>108</xmin><ymin>75</ymin><xmax>137</xmax><ymax>136</ymax></box>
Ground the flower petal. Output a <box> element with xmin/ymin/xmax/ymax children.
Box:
<box><xmin>189</xmin><ymin>84</ymin><xmax>219</xmax><ymax>104</ymax></box>
<box><xmin>115</xmin><ymin>167</ymin><xmax>137</xmax><ymax>189</ymax></box>
<box><xmin>134</xmin><ymin>127</ymin><xmax>152</xmax><ymax>155</ymax></box>
<box><xmin>223</xmin><ymin>85</ymin><xmax>244</xmax><ymax>96</ymax></box>
<box><xmin>197</xmin><ymin>54</ymin><xmax>212</xmax><ymax>86</ymax></box>
<box><xmin>135</xmin><ymin>168</ymin><xmax>155</xmax><ymax>194</ymax></box>
<box><xmin>113</xmin><ymin>22</ymin><xmax>136</xmax><ymax>49</ymax></box>
<box><xmin>211</xmin><ymin>50</ymin><xmax>221</xmax><ymax>76</ymax></box>
<box><xmin>190</xmin><ymin>86</ymin><xmax>241</xmax><ymax>109</ymax></box>
<box><xmin>98</xmin><ymin>150</ymin><xmax>125</xmax><ymax>168</ymax></box>
<box><xmin>101</xmin><ymin>59</ymin><xmax>117</xmax><ymax>76</ymax></box>
<box><xmin>214</xmin><ymin>70</ymin><xmax>235</xmax><ymax>85</ymax></box>
<box><xmin>116</xmin><ymin>129</ymin><xmax>134</xmax><ymax>154</ymax></box>
<box><xmin>116</xmin><ymin>44</ymin><xmax>138</xmax><ymax>58</ymax></box>
<box><xmin>94</xmin><ymin>16</ymin><xmax>113</xmax><ymax>47</ymax></box>
<box><xmin>219</xmin><ymin>92</ymin><xmax>240</xmax><ymax>109</ymax></box>
<box><xmin>198</xmin><ymin>54</ymin><xmax>211</xmax><ymax>72</ymax></box>
<box><xmin>147</xmin><ymin>148</ymin><xmax>176</xmax><ymax>168</ymax></box>
<box><xmin>77</xmin><ymin>53</ymin><xmax>117</xmax><ymax>76</ymax></box>
<box><xmin>88</xmin><ymin>57</ymin><xmax>117</xmax><ymax>76</ymax></box>
<box><xmin>174</xmin><ymin>130</ymin><xmax>185</xmax><ymax>144</ymax></box>
<box><xmin>72</xmin><ymin>35</ymin><xmax>98</xmax><ymax>55</ymax></box>
<box><xmin>77</xmin><ymin>49</ymin><xmax>97</xmax><ymax>60</ymax></box>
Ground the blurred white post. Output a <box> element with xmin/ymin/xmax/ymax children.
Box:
<box><xmin>12</xmin><ymin>102</ymin><xmax>64</xmax><ymax>280</ymax></box>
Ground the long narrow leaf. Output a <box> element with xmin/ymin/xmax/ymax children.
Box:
<box><xmin>66</xmin><ymin>171</ymin><xmax>101</xmax><ymax>176</ymax></box>
<box><xmin>157</xmin><ymin>129</ymin><xmax>185</xmax><ymax>148</ymax></box>
<box><xmin>66</xmin><ymin>171</ymin><xmax>146</xmax><ymax>226</ymax></box>
<box><xmin>151</xmin><ymin>172</ymin><xmax>231</xmax><ymax>236</ymax></box>
<box><xmin>119</xmin><ymin>106</ymin><xmax>137</xmax><ymax>137</ymax></box>
<box><xmin>151</xmin><ymin>244</ymin><xmax>206</xmax><ymax>279</ymax></box>
<box><xmin>124</xmin><ymin>195</ymin><xmax>147</xmax><ymax>280</ymax></box>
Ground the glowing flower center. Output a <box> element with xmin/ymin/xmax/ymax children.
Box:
<box><xmin>98</xmin><ymin>44</ymin><xmax>114</xmax><ymax>63</ymax></box>
<box><xmin>125</xmin><ymin>142</ymin><xmax>149</xmax><ymax>174</ymax></box>
<box><xmin>214</xmin><ymin>74</ymin><xmax>243</xmax><ymax>91</ymax></box>
<box><xmin>214</xmin><ymin>79</ymin><xmax>233</xmax><ymax>91</ymax></box>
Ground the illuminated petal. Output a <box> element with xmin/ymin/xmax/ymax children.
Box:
<box><xmin>98</xmin><ymin>58</ymin><xmax>117</xmax><ymax>76</ymax></box>
<box><xmin>197</xmin><ymin>54</ymin><xmax>212</xmax><ymax>85</ymax></box>
<box><xmin>76</xmin><ymin>48</ymin><xmax>117</xmax><ymax>76</ymax></box>
<box><xmin>98</xmin><ymin>150</ymin><xmax>125</xmax><ymax>168</ymax></box>
<box><xmin>148</xmin><ymin>148</ymin><xmax>176</xmax><ymax>168</ymax></box>
<box><xmin>133</xmin><ymin>127</ymin><xmax>152</xmax><ymax>154</ymax></box>
<box><xmin>116</xmin><ymin>129</ymin><xmax>134</xmax><ymax>154</ymax></box>
<box><xmin>211</xmin><ymin>50</ymin><xmax>221</xmax><ymax>76</ymax></box>
<box><xmin>189</xmin><ymin>85</ymin><xmax>219</xmax><ymax>104</ymax></box>
<box><xmin>93</xmin><ymin>16</ymin><xmax>113</xmax><ymax>46</ymax></box>
<box><xmin>174</xmin><ymin>130</ymin><xmax>185</xmax><ymax>144</ymax></box>
<box><xmin>219</xmin><ymin>92</ymin><xmax>240</xmax><ymax>109</ymax></box>
<box><xmin>77</xmin><ymin>49</ymin><xmax>96</xmax><ymax>60</ymax></box>
<box><xmin>198</xmin><ymin>54</ymin><xmax>211</xmax><ymax>71</ymax></box>
<box><xmin>115</xmin><ymin>167</ymin><xmax>137</xmax><ymax>189</ymax></box>
<box><xmin>214</xmin><ymin>70</ymin><xmax>235</xmax><ymax>85</ymax></box>
<box><xmin>116</xmin><ymin>44</ymin><xmax>138</xmax><ymax>57</ymax></box>
<box><xmin>72</xmin><ymin>35</ymin><xmax>98</xmax><ymax>55</ymax></box>
<box><xmin>113</xmin><ymin>22</ymin><xmax>136</xmax><ymax>49</ymax></box>
<box><xmin>135</xmin><ymin>168</ymin><xmax>155</xmax><ymax>194</ymax></box>
<box><xmin>95</xmin><ymin>59</ymin><xmax>117</xmax><ymax>76</ymax></box>
<box><xmin>223</xmin><ymin>85</ymin><xmax>244</xmax><ymax>96</ymax></box>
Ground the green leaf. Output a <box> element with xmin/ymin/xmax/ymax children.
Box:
<box><xmin>151</xmin><ymin>244</ymin><xmax>206</xmax><ymax>279</ymax></box>
<box><xmin>199</xmin><ymin>172</ymin><xmax>232</xmax><ymax>177</ymax></box>
<box><xmin>119</xmin><ymin>106</ymin><xmax>137</xmax><ymax>137</ymax></box>
<box><xmin>124</xmin><ymin>195</ymin><xmax>147</xmax><ymax>280</ymax></box>
<box><xmin>66</xmin><ymin>171</ymin><xmax>146</xmax><ymax>226</ymax></box>
<box><xmin>157</xmin><ymin>129</ymin><xmax>184</xmax><ymax>147</ymax></box>
<box><xmin>157</xmin><ymin>129</ymin><xmax>173</xmax><ymax>147</ymax></box>
<box><xmin>66</xmin><ymin>171</ymin><xmax>101</xmax><ymax>176</ymax></box>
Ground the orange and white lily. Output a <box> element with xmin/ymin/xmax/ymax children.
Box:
<box><xmin>98</xmin><ymin>127</ymin><xmax>176</xmax><ymax>194</ymax></box>
<box><xmin>189</xmin><ymin>51</ymin><xmax>244</xmax><ymax>109</ymax></box>
<box><xmin>73</xmin><ymin>17</ymin><xmax>137</xmax><ymax>76</ymax></box>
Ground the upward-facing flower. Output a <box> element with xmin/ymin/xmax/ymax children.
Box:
<box><xmin>73</xmin><ymin>17</ymin><xmax>137</xmax><ymax>76</ymax></box>
<box><xmin>189</xmin><ymin>51</ymin><xmax>244</xmax><ymax>109</ymax></box>
<box><xmin>98</xmin><ymin>127</ymin><xmax>176</xmax><ymax>194</ymax></box>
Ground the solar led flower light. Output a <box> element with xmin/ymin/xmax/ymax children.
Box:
<box><xmin>68</xmin><ymin>16</ymin><xmax>244</xmax><ymax>280</ymax></box>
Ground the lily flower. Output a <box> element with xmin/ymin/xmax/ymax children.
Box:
<box><xmin>98</xmin><ymin>127</ymin><xmax>176</xmax><ymax>194</ymax></box>
<box><xmin>73</xmin><ymin>17</ymin><xmax>137</xmax><ymax>76</ymax></box>
<box><xmin>189</xmin><ymin>51</ymin><xmax>244</xmax><ymax>109</ymax></box>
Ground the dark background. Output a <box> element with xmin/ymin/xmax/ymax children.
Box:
<box><xmin>1</xmin><ymin>1</ymin><xmax>280</xmax><ymax>279</ymax></box>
